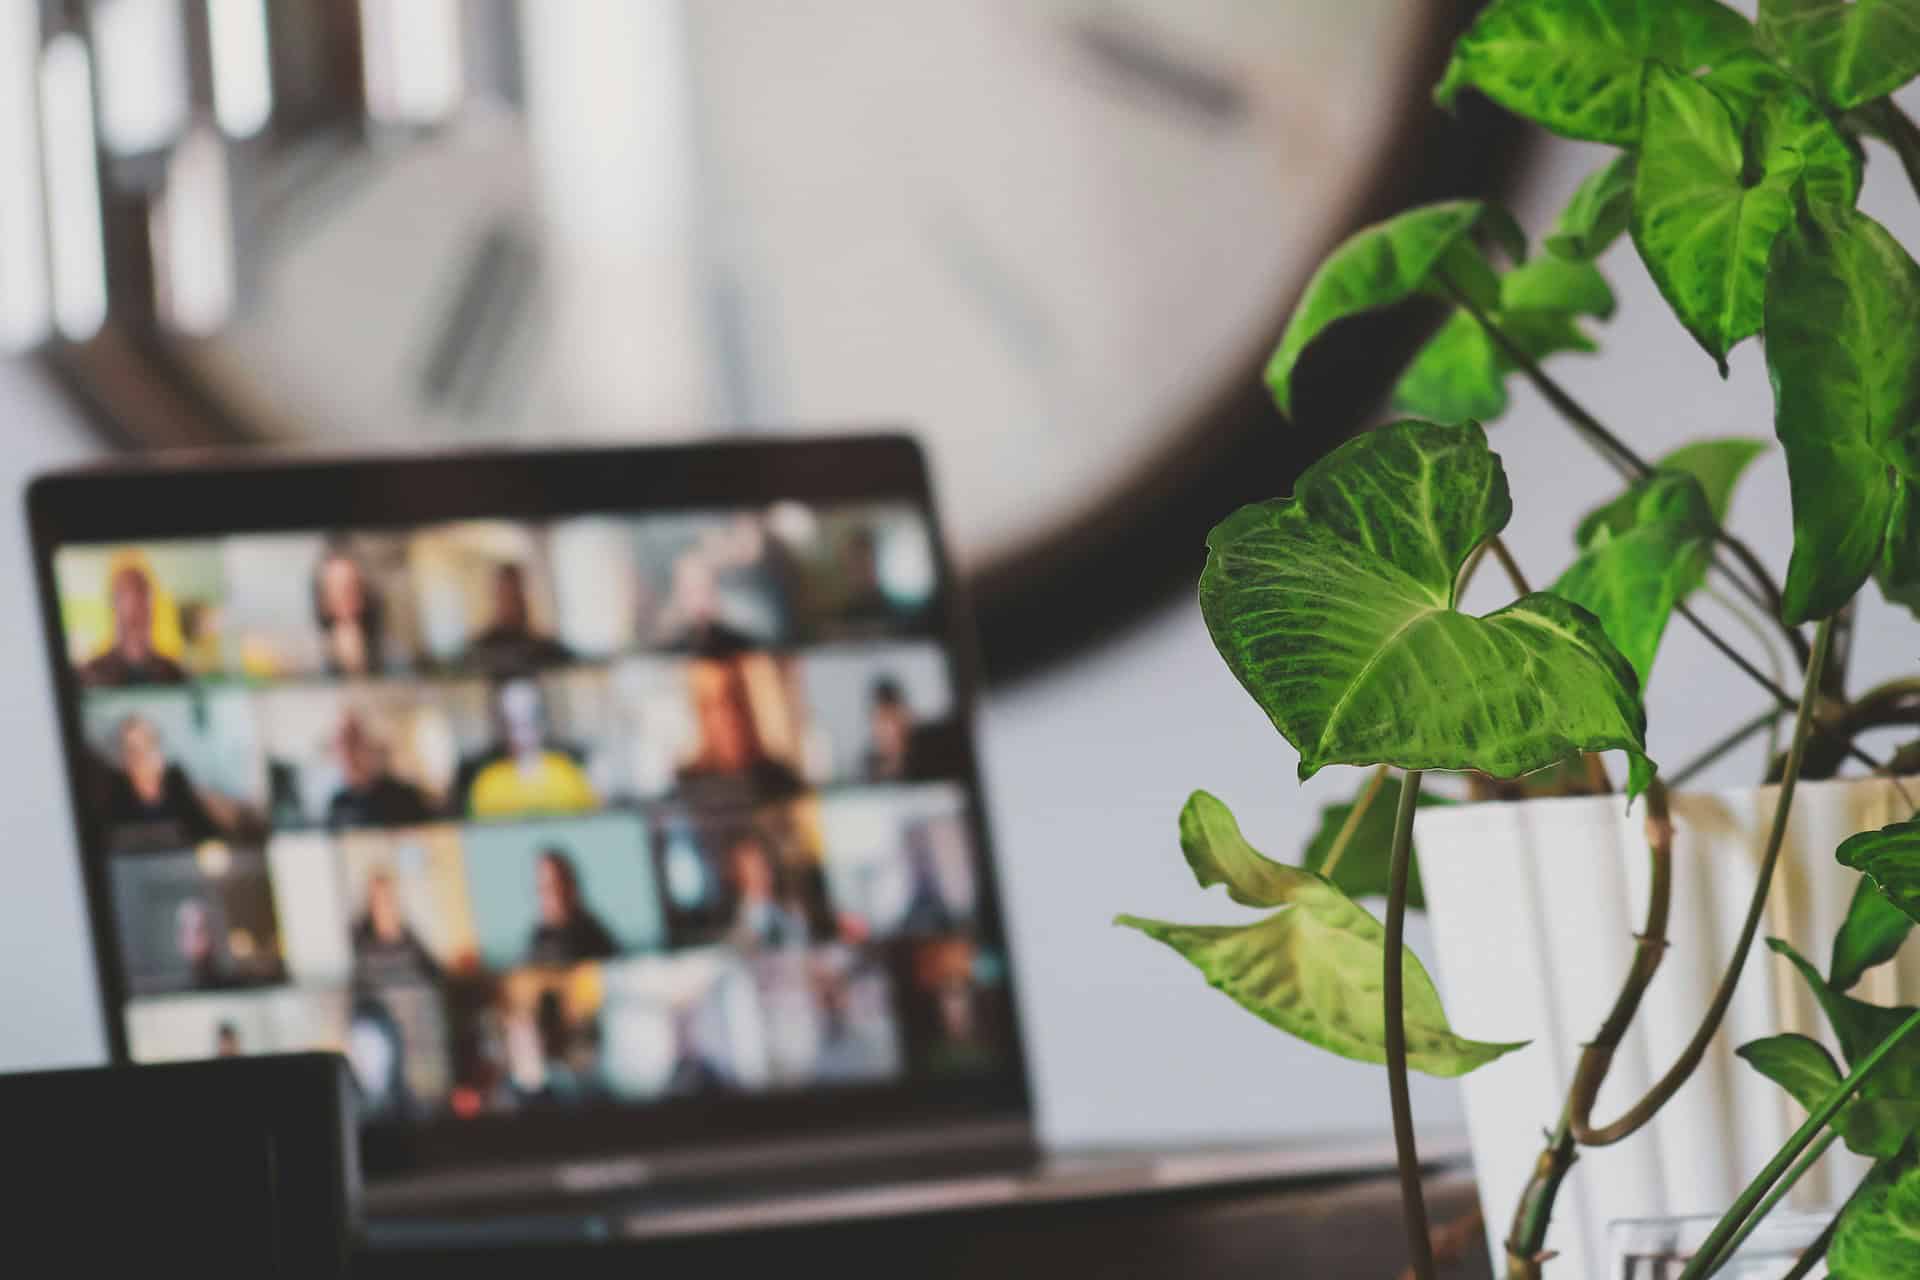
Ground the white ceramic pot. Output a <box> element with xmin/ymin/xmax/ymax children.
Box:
<box><xmin>1416</xmin><ymin>776</ymin><xmax>1920</xmax><ymax>1280</ymax></box>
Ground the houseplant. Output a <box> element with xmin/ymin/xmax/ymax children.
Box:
<box><xmin>1119</xmin><ymin>2</ymin><xmax>1920</xmax><ymax>1276</ymax></box>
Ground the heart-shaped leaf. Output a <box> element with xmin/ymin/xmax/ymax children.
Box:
<box><xmin>1642</xmin><ymin>437</ymin><xmax>1771</xmax><ymax>530</ymax></box>
<box><xmin>1266</xmin><ymin>202</ymin><xmax>1509</xmax><ymax>416</ymax></box>
<box><xmin>1772</xmin><ymin>937</ymin><xmax>1920</xmax><ymax>1157</ymax></box>
<box><xmin>1573</xmin><ymin>437</ymin><xmax>1769</xmax><ymax>549</ymax></box>
<box><xmin>1202</xmin><ymin>420</ymin><xmax>1651</xmax><ymax>791</ymax></box>
<box><xmin>1436</xmin><ymin>0</ymin><xmax>1755</xmax><ymax>143</ymax></box>
<box><xmin>1634</xmin><ymin>68</ymin><xmax>1860</xmax><ymax>371</ymax></box>
<box><xmin>1829</xmin><ymin>1145</ymin><xmax>1920</xmax><ymax>1280</ymax></box>
<box><xmin>1547</xmin><ymin>154</ymin><xmax>1636</xmax><ymax>260</ymax></box>
<box><xmin>1834</xmin><ymin>874</ymin><xmax>1917</xmax><ymax>992</ymax></box>
<box><xmin>1760</xmin><ymin>0</ymin><xmax>1920</xmax><ymax>110</ymax></box>
<box><xmin>1391</xmin><ymin>306</ymin><xmax>1596</xmax><ymax>425</ymax></box>
<box><xmin>1118</xmin><ymin>792</ymin><xmax>1524</xmax><ymax>1078</ymax></box>
<box><xmin>1301</xmin><ymin>774</ymin><xmax>1449</xmax><ymax>907</ymax></box>
<box><xmin>1738</xmin><ymin>1032</ymin><xmax>1847</xmax><ymax>1114</ymax></box>
<box><xmin>1766</xmin><ymin>207</ymin><xmax>1920</xmax><ymax>624</ymax></box>
<box><xmin>1500</xmin><ymin>255</ymin><xmax>1617</xmax><ymax>318</ymax></box>
<box><xmin>1553</xmin><ymin>472</ymin><xmax>1716</xmax><ymax>687</ymax></box>
<box><xmin>1391</xmin><ymin>311</ymin><xmax>1511</xmax><ymax>424</ymax></box>
<box><xmin>1840</xmin><ymin>820</ymin><xmax>1920</xmax><ymax>925</ymax></box>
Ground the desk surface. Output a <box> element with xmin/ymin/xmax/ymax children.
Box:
<box><xmin>360</xmin><ymin>1160</ymin><xmax>1490</xmax><ymax>1279</ymax></box>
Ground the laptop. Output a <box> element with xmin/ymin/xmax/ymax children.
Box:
<box><xmin>26</xmin><ymin>435</ymin><xmax>1424</xmax><ymax>1247</ymax></box>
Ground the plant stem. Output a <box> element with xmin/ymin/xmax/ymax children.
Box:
<box><xmin>1502</xmin><ymin>1112</ymin><xmax>1576</xmax><ymax>1279</ymax></box>
<box><xmin>1702</xmin><ymin>1128</ymin><xmax>1839</xmax><ymax>1275</ymax></box>
<box><xmin>1704</xmin><ymin>583</ymin><xmax>1791</xmax><ymax>715</ymax></box>
<box><xmin>1777</xmin><ymin>1210</ymin><xmax>1839</xmax><ymax>1280</ymax></box>
<box><xmin>1570</xmin><ymin>617</ymin><xmax>1834</xmax><ymax>1146</ymax></box>
<box><xmin>1505</xmin><ymin>782</ymin><xmax>1674</xmax><ymax>1272</ymax></box>
<box><xmin>1384</xmin><ymin>769</ymin><xmax>1435</xmax><ymax>1280</ymax></box>
<box><xmin>1666</xmin><ymin>707</ymin><xmax>1781</xmax><ymax>791</ymax></box>
<box><xmin>1677</xmin><ymin>1003</ymin><xmax>1920</xmax><ymax>1280</ymax></box>
<box><xmin>1673</xmin><ymin>599</ymin><xmax>1889</xmax><ymax>778</ymax></box>
<box><xmin>1488</xmin><ymin>534</ymin><xmax>1534</xmax><ymax>595</ymax></box>
<box><xmin>1852</xmin><ymin>99</ymin><xmax>1920</xmax><ymax>207</ymax></box>
<box><xmin>1320</xmin><ymin>766</ymin><xmax>1389</xmax><ymax>882</ymax></box>
<box><xmin>1442</xmin><ymin>277</ymin><xmax>1806</xmax><ymax>668</ymax></box>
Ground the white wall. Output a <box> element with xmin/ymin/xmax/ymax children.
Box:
<box><xmin>0</xmin><ymin>359</ymin><xmax>106</xmax><ymax>1069</ymax></box>
<box><xmin>6</xmin><ymin>93</ymin><xmax>1920</xmax><ymax>1161</ymax></box>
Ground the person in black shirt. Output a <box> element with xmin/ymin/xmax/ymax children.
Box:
<box><xmin>103</xmin><ymin>714</ymin><xmax>224</xmax><ymax>850</ymax></box>
<box><xmin>326</xmin><ymin>710</ymin><xmax>434</xmax><ymax>829</ymax></box>
<box><xmin>463</xmin><ymin>564</ymin><xmax>573</xmax><ymax>676</ymax></box>
<box><xmin>675</xmin><ymin>649</ymin><xmax>803</xmax><ymax>800</ymax></box>
<box><xmin>312</xmin><ymin>541</ymin><xmax>387</xmax><ymax>676</ymax></box>
<box><xmin>350</xmin><ymin>870</ymin><xmax>442</xmax><ymax>985</ymax></box>
<box><xmin>526</xmin><ymin>848</ymin><xmax>617</xmax><ymax>966</ymax></box>
<box><xmin>79</xmin><ymin>563</ymin><xmax>188</xmax><ymax>687</ymax></box>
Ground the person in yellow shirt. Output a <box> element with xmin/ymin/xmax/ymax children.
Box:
<box><xmin>467</xmin><ymin>677</ymin><xmax>598</xmax><ymax>819</ymax></box>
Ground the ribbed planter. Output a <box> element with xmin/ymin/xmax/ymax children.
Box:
<box><xmin>1416</xmin><ymin>776</ymin><xmax>1919</xmax><ymax>1279</ymax></box>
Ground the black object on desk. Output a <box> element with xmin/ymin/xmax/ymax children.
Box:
<box><xmin>0</xmin><ymin>1053</ymin><xmax>359</xmax><ymax>1278</ymax></box>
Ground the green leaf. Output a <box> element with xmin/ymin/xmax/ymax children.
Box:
<box><xmin>1177</xmin><ymin>789</ymin><xmax>1301</xmax><ymax>909</ymax></box>
<box><xmin>1760</xmin><ymin>0</ymin><xmax>1920</xmax><ymax>111</ymax></box>
<box><xmin>1553</xmin><ymin>472</ymin><xmax>1716</xmax><ymax>687</ymax></box>
<box><xmin>1648</xmin><ymin>437</ymin><xmax>1771</xmax><ymax>528</ymax></box>
<box><xmin>1633</xmin><ymin>69</ymin><xmax>1860</xmax><ymax>371</ymax></box>
<box><xmin>1436</xmin><ymin>0</ymin><xmax>1755</xmax><ymax>143</ymax></box>
<box><xmin>1200</xmin><ymin>420</ymin><xmax>1651</xmax><ymax>790</ymax></box>
<box><xmin>1882</xmin><ymin>497</ymin><xmax>1920</xmax><ymax>619</ymax></box>
<box><xmin>1267</xmin><ymin>202</ymin><xmax>1498</xmax><ymax>416</ymax></box>
<box><xmin>1766</xmin><ymin>207</ymin><xmax>1920</xmax><ymax>624</ymax></box>
<box><xmin>1301</xmin><ymin>774</ymin><xmax>1449</xmax><ymax>907</ymax></box>
<box><xmin>1575</xmin><ymin>437</ymin><xmax>1769</xmax><ymax>546</ymax></box>
<box><xmin>1829</xmin><ymin>1146</ymin><xmax>1920</xmax><ymax>1280</ymax></box>
<box><xmin>1840</xmin><ymin>819</ymin><xmax>1920</xmax><ymax>925</ymax></box>
<box><xmin>1391</xmin><ymin>312</ymin><xmax>1509</xmax><ymax>424</ymax></box>
<box><xmin>1771</xmin><ymin>937</ymin><xmax>1920</xmax><ymax>1157</ymax></box>
<box><xmin>1500</xmin><ymin>255</ymin><xmax>1616</xmax><ymax>318</ymax></box>
<box><xmin>1119</xmin><ymin>794</ymin><xmax>1524</xmax><ymax>1078</ymax></box>
<box><xmin>1546</xmin><ymin>155</ymin><xmax>1635</xmax><ymax>260</ymax></box>
<box><xmin>1738</xmin><ymin>1032</ymin><xmax>1846</xmax><ymax>1113</ymax></box>
<box><xmin>1834</xmin><ymin>873</ymin><xmax>1917</xmax><ymax>992</ymax></box>
<box><xmin>1390</xmin><ymin>306</ymin><xmax>1596</xmax><ymax>425</ymax></box>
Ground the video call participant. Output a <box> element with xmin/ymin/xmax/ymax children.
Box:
<box><xmin>521</xmin><ymin>988</ymin><xmax>607</xmax><ymax>1106</ymax></box>
<box><xmin>313</xmin><ymin>541</ymin><xmax>387</xmax><ymax>676</ymax></box>
<box><xmin>676</xmin><ymin>647</ymin><xmax>802</xmax><ymax>800</ymax></box>
<box><xmin>79</xmin><ymin>561</ymin><xmax>188</xmax><ymax>686</ymax></box>
<box><xmin>347</xmin><ymin>993</ymin><xmax>417</xmax><ymax>1121</ymax></box>
<box><xmin>463</xmin><ymin>564</ymin><xmax>573</xmax><ymax>677</ymax></box>
<box><xmin>526</xmin><ymin>848</ymin><xmax>618</xmax><ymax>966</ymax></box>
<box><xmin>214</xmin><ymin>1021</ymin><xmax>242</xmax><ymax>1057</ymax></box>
<box><xmin>861</xmin><ymin>675</ymin><xmax>964</xmax><ymax>783</ymax></box>
<box><xmin>724</xmin><ymin>830</ymin><xmax>817</xmax><ymax>948</ymax></box>
<box><xmin>351</xmin><ymin>870</ymin><xmax>442</xmax><ymax>985</ymax></box>
<box><xmin>102</xmin><ymin>714</ymin><xmax>241</xmax><ymax>851</ymax></box>
<box><xmin>175</xmin><ymin>898</ymin><xmax>233</xmax><ymax>990</ymax></box>
<box><xmin>465</xmin><ymin>678</ymin><xmax>598</xmax><ymax>818</ymax></box>
<box><xmin>327</xmin><ymin>711</ymin><xmax>434</xmax><ymax>828</ymax></box>
<box><xmin>863</xmin><ymin>677</ymin><xmax>916</xmax><ymax>781</ymax></box>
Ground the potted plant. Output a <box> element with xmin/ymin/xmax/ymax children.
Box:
<box><xmin>1119</xmin><ymin>2</ymin><xmax>1920</xmax><ymax>1276</ymax></box>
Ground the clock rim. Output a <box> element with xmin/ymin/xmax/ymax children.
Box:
<box><xmin>39</xmin><ymin>0</ymin><xmax>1530</xmax><ymax>686</ymax></box>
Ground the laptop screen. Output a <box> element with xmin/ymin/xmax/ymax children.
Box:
<box><xmin>29</xmin><ymin>439</ymin><xmax>1027</xmax><ymax>1187</ymax></box>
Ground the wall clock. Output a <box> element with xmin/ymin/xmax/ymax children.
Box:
<box><xmin>32</xmin><ymin>0</ymin><xmax>1524</xmax><ymax>679</ymax></box>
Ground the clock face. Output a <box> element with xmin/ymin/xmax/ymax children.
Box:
<box><xmin>179</xmin><ymin>1</ymin><xmax>1429</xmax><ymax>574</ymax></box>
<box><xmin>44</xmin><ymin>1</ymin><xmax>1483</xmax><ymax>674</ymax></box>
